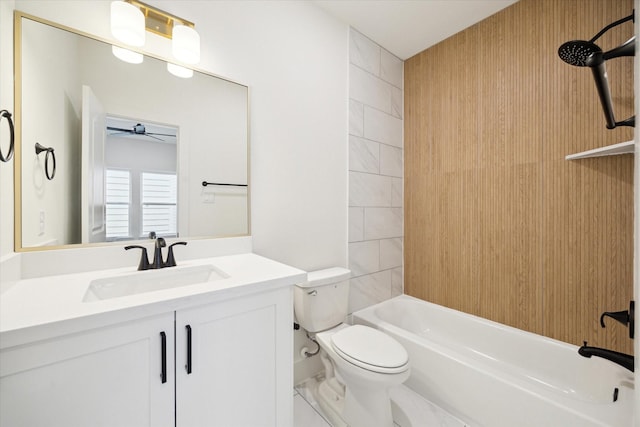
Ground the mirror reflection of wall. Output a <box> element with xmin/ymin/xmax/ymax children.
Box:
<box><xmin>17</xmin><ymin>14</ymin><xmax>249</xmax><ymax>250</ymax></box>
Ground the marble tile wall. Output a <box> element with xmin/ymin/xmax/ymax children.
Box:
<box><xmin>348</xmin><ymin>28</ymin><xmax>404</xmax><ymax>313</ymax></box>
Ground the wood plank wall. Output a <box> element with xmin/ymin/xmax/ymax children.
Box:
<box><xmin>404</xmin><ymin>0</ymin><xmax>634</xmax><ymax>353</ymax></box>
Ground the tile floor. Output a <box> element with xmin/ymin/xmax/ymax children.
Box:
<box><xmin>293</xmin><ymin>389</ymin><xmax>331</xmax><ymax>427</ymax></box>
<box><xmin>294</xmin><ymin>376</ymin><xmax>470</xmax><ymax>427</ymax></box>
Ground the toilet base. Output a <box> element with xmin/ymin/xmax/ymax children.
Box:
<box><xmin>313</xmin><ymin>374</ymin><xmax>397</xmax><ymax>427</ymax></box>
<box><xmin>342</xmin><ymin>383</ymin><xmax>395</xmax><ymax>427</ymax></box>
<box><xmin>314</xmin><ymin>377</ymin><xmax>347</xmax><ymax>427</ymax></box>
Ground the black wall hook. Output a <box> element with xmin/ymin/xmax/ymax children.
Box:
<box><xmin>0</xmin><ymin>109</ymin><xmax>14</xmax><ymax>163</ymax></box>
<box><xmin>35</xmin><ymin>142</ymin><xmax>56</xmax><ymax>180</ymax></box>
<box><xmin>600</xmin><ymin>300</ymin><xmax>635</xmax><ymax>339</ymax></box>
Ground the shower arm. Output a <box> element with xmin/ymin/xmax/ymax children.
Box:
<box><xmin>589</xmin><ymin>12</ymin><xmax>635</xmax><ymax>44</ymax></box>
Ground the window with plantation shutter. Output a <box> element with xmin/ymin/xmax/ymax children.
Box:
<box><xmin>105</xmin><ymin>169</ymin><xmax>131</xmax><ymax>239</ymax></box>
<box><xmin>141</xmin><ymin>172</ymin><xmax>177</xmax><ymax>237</ymax></box>
<box><xmin>105</xmin><ymin>169</ymin><xmax>177</xmax><ymax>240</ymax></box>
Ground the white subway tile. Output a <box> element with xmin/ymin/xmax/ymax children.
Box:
<box><xmin>349</xmin><ymin>207</ymin><xmax>364</xmax><ymax>242</ymax></box>
<box><xmin>381</xmin><ymin>49</ymin><xmax>403</xmax><ymax>89</ymax></box>
<box><xmin>364</xmin><ymin>207</ymin><xmax>403</xmax><ymax>239</ymax></box>
<box><xmin>349</xmin><ymin>135</ymin><xmax>380</xmax><ymax>174</ymax></box>
<box><xmin>391</xmin><ymin>85</ymin><xmax>403</xmax><ymax>119</ymax></box>
<box><xmin>349</xmin><ymin>99</ymin><xmax>364</xmax><ymax>137</ymax></box>
<box><xmin>349</xmin><ymin>240</ymin><xmax>380</xmax><ymax>276</ymax></box>
<box><xmin>364</xmin><ymin>107</ymin><xmax>403</xmax><ymax>147</ymax></box>
<box><xmin>348</xmin><ymin>270</ymin><xmax>392</xmax><ymax>313</ymax></box>
<box><xmin>391</xmin><ymin>267</ymin><xmax>403</xmax><ymax>297</ymax></box>
<box><xmin>392</xmin><ymin>177</ymin><xmax>403</xmax><ymax>207</ymax></box>
<box><xmin>350</xmin><ymin>64</ymin><xmax>392</xmax><ymax>114</ymax></box>
<box><xmin>380</xmin><ymin>144</ymin><xmax>403</xmax><ymax>177</ymax></box>
<box><xmin>350</xmin><ymin>28</ymin><xmax>380</xmax><ymax>75</ymax></box>
<box><xmin>380</xmin><ymin>238</ymin><xmax>403</xmax><ymax>270</ymax></box>
<box><xmin>349</xmin><ymin>171</ymin><xmax>392</xmax><ymax>207</ymax></box>
<box><xmin>348</xmin><ymin>31</ymin><xmax>404</xmax><ymax>309</ymax></box>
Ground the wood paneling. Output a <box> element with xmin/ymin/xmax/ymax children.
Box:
<box><xmin>405</xmin><ymin>0</ymin><xmax>634</xmax><ymax>353</ymax></box>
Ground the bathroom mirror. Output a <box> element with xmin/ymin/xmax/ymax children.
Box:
<box><xmin>14</xmin><ymin>12</ymin><xmax>249</xmax><ymax>251</ymax></box>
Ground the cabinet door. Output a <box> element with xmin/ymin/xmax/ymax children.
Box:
<box><xmin>176</xmin><ymin>288</ymin><xmax>293</xmax><ymax>427</ymax></box>
<box><xmin>0</xmin><ymin>313</ymin><xmax>175</xmax><ymax>427</ymax></box>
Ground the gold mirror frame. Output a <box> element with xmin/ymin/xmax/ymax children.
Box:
<box><xmin>13</xmin><ymin>11</ymin><xmax>251</xmax><ymax>252</ymax></box>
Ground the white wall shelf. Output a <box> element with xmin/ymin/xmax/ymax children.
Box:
<box><xmin>565</xmin><ymin>140</ymin><xmax>634</xmax><ymax>160</ymax></box>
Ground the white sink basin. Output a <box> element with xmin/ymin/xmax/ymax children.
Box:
<box><xmin>83</xmin><ymin>265</ymin><xmax>229</xmax><ymax>302</ymax></box>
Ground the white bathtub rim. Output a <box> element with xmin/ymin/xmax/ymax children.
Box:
<box><xmin>358</xmin><ymin>295</ymin><xmax>631</xmax><ymax>401</ymax></box>
<box><xmin>353</xmin><ymin>294</ymin><xmax>634</xmax><ymax>427</ymax></box>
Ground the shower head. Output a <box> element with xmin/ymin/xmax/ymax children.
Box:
<box><xmin>558</xmin><ymin>11</ymin><xmax>635</xmax><ymax>130</ymax></box>
<box><xmin>558</xmin><ymin>40</ymin><xmax>602</xmax><ymax>67</ymax></box>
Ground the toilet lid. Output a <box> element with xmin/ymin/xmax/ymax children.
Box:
<box><xmin>331</xmin><ymin>325</ymin><xmax>409</xmax><ymax>374</ymax></box>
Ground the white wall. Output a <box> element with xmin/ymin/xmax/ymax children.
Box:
<box><xmin>0</xmin><ymin>0</ymin><xmax>16</xmax><ymax>258</ymax></box>
<box><xmin>3</xmin><ymin>0</ymin><xmax>348</xmax><ymax>272</ymax></box>
<box><xmin>20</xmin><ymin>17</ymin><xmax>82</xmax><ymax>247</ymax></box>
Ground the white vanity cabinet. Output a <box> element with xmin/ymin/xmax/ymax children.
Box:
<box><xmin>0</xmin><ymin>286</ymin><xmax>293</xmax><ymax>427</ymax></box>
<box><xmin>175</xmin><ymin>287</ymin><xmax>293</xmax><ymax>427</ymax></box>
<box><xmin>0</xmin><ymin>253</ymin><xmax>304</xmax><ymax>427</ymax></box>
<box><xmin>0</xmin><ymin>312</ymin><xmax>176</xmax><ymax>427</ymax></box>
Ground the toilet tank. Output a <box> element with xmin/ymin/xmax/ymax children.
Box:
<box><xmin>294</xmin><ymin>267</ymin><xmax>351</xmax><ymax>333</ymax></box>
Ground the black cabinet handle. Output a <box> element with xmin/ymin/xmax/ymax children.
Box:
<box><xmin>160</xmin><ymin>331</ymin><xmax>167</xmax><ymax>383</ymax></box>
<box><xmin>186</xmin><ymin>325</ymin><xmax>192</xmax><ymax>374</ymax></box>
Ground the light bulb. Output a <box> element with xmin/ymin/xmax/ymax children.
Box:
<box><xmin>112</xmin><ymin>46</ymin><xmax>144</xmax><ymax>64</ymax></box>
<box><xmin>167</xmin><ymin>63</ymin><xmax>193</xmax><ymax>78</ymax></box>
<box><xmin>111</xmin><ymin>1</ymin><xmax>145</xmax><ymax>47</ymax></box>
<box><xmin>172</xmin><ymin>25</ymin><xmax>200</xmax><ymax>65</ymax></box>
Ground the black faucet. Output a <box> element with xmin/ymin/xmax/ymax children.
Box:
<box><xmin>578</xmin><ymin>343</ymin><xmax>634</xmax><ymax>372</ymax></box>
<box><xmin>152</xmin><ymin>237</ymin><xmax>167</xmax><ymax>269</ymax></box>
<box><xmin>126</xmin><ymin>232</ymin><xmax>187</xmax><ymax>270</ymax></box>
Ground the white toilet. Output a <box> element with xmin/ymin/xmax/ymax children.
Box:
<box><xmin>294</xmin><ymin>267</ymin><xmax>410</xmax><ymax>427</ymax></box>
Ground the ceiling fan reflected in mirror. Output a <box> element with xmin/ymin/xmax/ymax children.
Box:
<box><xmin>107</xmin><ymin>122</ymin><xmax>177</xmax><ymax>142</ymax></box>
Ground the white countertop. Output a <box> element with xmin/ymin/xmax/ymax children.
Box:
<box><xmin>0</xmin><ymin>253</ymin><xmax>306</xmax><ymax>348</ymax></box>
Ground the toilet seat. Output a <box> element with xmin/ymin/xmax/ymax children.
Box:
<box><xmin>330</xmin><ymin>325</ymin><xmax>409</xmax><ymax>374</ymax></box>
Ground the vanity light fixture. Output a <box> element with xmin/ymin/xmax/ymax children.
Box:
<box><xmin>110</xmin><ymin>0</ymin><xmax>145</xmax><ymax>47</ymax></box>
<box><xmin>110</xmin><ymin>0</ymin><xmax>201</xmax><ymax>76</ymax></box>
<box><xmin>110</xmin><ymin>0</ymin><xmax>145</xmax><ymax>64</ymax></box>
<box><xmin>172</xmin><ymin>24</ymin><xmax>200</xmax><ymax>65</ymax></box>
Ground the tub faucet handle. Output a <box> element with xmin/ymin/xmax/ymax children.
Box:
<box><xmin>599</xmin><ymin>301</ymin><xmax>635</xmax><ymax>339</ymax></box>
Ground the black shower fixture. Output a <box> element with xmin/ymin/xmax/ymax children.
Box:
<box><xmin>558</xmin><ymin>11</ymin><xmax>635</xmax><ymax>129</ymax></box>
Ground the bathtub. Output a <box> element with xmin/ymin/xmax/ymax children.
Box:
<box><xmin>353</xmin><ymin>295</ymin><xmax>634</xmax><ymax>427</ymax></box>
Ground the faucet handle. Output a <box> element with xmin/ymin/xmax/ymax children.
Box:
<box><xmin>125</xmin><ymin>245</ymin><xmax>150</xmax><ymax>271</ymax></box>
<box><xmin>165</xmin><ymin>242</ymin><xmax>187</xmax><ymax>267</ymax></box>
<box><xmin>599</xmin><ymin>301</ymin><xmax>635</xmax><ymax>339</ymax></box>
